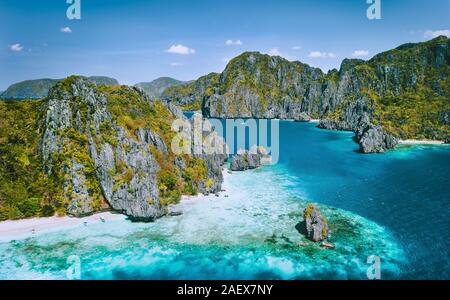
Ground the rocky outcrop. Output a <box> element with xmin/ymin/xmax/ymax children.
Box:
<box><xmin>318</xmin><ymin>97</ymin><xmax>399</xmax><ymax>153</ymax></box>
<box><xmin>40</xmin><ymin>77</ymin><xmax>163</xmax><ymax>221</ymax></box>
<box><xmin>39</xmin><ymin>76</ymin><xmax>226</xmax><ymax>221</ymax></box>
<box><xmin>230</xmin><ymin>151</ymin><xmax>261</xmax><ymax>171</ymax></box>
<box><xmin>189</xmin><ymin>113</ymin><xmax>228</xmax><ymax>194</ymax></box>
<box><xmin>230</xmin><ymin>147</ymin><xmax>267</xmax><ymax>171</ymax></box>
<box><xmin>302</xmin><ymin>204</ymin><xmax>329</xmax><ymax>242</ymax></box>
<box><xmin>357</xmin><ymin>125</ymin><xmax>399</xmax><ymax>153</ymax></box>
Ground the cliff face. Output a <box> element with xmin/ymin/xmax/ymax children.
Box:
<box><xmin>162</xmin><ymin>72</ymin><xmax>220</xmax><ymax>111</ymax></box>
<box><xmin>164</xmin><ymin>36</ymin><xmax>450</xmax><ymax>152</ymax></box>
<box><xmin>0</xmin><ymin>76</ymin><xmax>226</xmax><ymax>221</ymax></box>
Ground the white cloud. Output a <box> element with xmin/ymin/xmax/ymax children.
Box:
<box><xmin>166</xmin><ymin>44</ymin><xmax>196</xmax><ymax>55</ymax></box>
<box><xmin>10</xmin><ymin>43</ymin><xmax>23</xmax><ymax>52</ymax></box>
<box><xmin>170</xmin><ymin>62</ymin><xmax>183</xmax><ymax>67</ymax></box>
<box><xmin>222</xmin><ymin>57</ymin><xmax>231</xmax><ymax>64</ymax></box>
<box><xmin>268</xmin><ymin>47</ymin><xmax>283</xmax><ymax>56</ymax></box>
<box><xmin>351</xmin><ymin>50</ymin><xmax>369</xmax><ymax>58</ymax></box>
<box><xmin>225</xmin><ymin>39</ymin><xmax>243</xmax><ymax>46</ymax></box>
<box><xmin>424</xmin><ymin>29</ymin><xmax>450</xmax><ymax>39</ymax></box>
<box><xmin>308</xmin><ymin>51</ymin><xmax>336</xmax><ymax>58</ymax></box>
<box><xmin>267</xmin><ymin>48</ymin><xmax>296</xmax><ymax>61</ymax></box>
<box><xmin>60</xmin><ymin>27</ymin><xmax>72</xmax><ymax>33</ymax></box>
<box><xmin>292</xmin><ymin>46</ymin><xmax>302</xmax><ymax>50</ymax></box>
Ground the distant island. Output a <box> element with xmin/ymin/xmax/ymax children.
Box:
<box><xmin>0</xmin><ymin>76</ymin><xmax>119</xmax><ymax>100</ymax></box>
<box><xmin>134</xmin><ymin>77</ymin><xmax>188</xmax><ymax>99</ymax></box>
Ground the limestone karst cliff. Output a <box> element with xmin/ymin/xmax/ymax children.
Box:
<box><xmin>164</xmin><ymin>36</ymin><xmax>450</xmax><ymax>153</ymax></box>
<box><xmin>0</xmin><ymin>76</ymin><xmax>226</xmax><ymax>221</ymax></box>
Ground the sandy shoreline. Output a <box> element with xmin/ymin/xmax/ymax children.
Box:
<box><xmin>276</xmin><ymin>118</ymin><xmax>321</xmax><ymax>123</ymax></box>
<box><xmin>0</xmin><ymin>168</ymin><xmax>233</xmax><ymax>242</ymax></box>
<box><xmin>0</xmin><ymin>212</ymin><xmax>126</xmax><ymax>241</ymax></box>
<box><xmin>399</xmin><ymin>139</ymin><xmax>446</xmax><ymax>145</ymax></box>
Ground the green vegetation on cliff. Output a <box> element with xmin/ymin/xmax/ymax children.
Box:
<box><xmin>326</xmin><ymin>36</ymin><xmax>449</xmax><ymax>140</ymax></box>
<box><xmin>0</xmin><ymin>100</ymin><xmax>64</xmax><ymax>220</ymax></box>
<box><xmin>164</xmin><ymin>36</ymin><xmax>449</xmax><ymax>141</ymax></box>
<box><xmin>96</xmin><ymin>84</ymin><xmax>211</xmax><ymax>206</ymax></box>
<box><xmin>0</xmin><ymin>77</ymin><xmax>217</xmax><ymax>220</ymax></box>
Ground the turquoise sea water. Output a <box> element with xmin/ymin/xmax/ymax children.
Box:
<box><xmin>0</xmin><ymin>121</ymin><xmax>448</xmax><ymax>279</ymax></box>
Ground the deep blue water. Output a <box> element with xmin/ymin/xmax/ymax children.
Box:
<box><xmin>275</xmin><ymin>121</ymin><xmax>450</xmax><ymax>279</ymax></box>
<box><xmin>0</xmin><ymin>118</ymin><xmax>448</xmax><ymax>279</ymax></box>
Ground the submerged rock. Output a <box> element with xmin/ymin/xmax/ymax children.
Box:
<box><xmin>302</xmin><ymin>204</ymin><xmax>329</xmax><ymax>242</ymax></box>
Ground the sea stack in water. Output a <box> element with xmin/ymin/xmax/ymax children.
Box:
<box><xmin>303</xmin><ymin>204</ymin><xmax>329</xmax><ymax>242</ymax></box>
<box><xmin>357</xmin><ymin>124</ymin><xmax>399</xmax><ymax>154</ymax></box>
<box><xmin>230</xmin><ymin>146</ymin><xmax>268</xmax><ymax>171</ymax></box>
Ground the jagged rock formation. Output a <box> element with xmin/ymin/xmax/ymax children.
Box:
<box><xmin>231</xmin><ymin>151</ymin><xmax>259</xmax><ymax>171</ymax></box>
<box><xmin>302</xmin><ymin>204</ymin><xmax>329</xmax><ymax>242</ymax></box>
<box><xmin>164</xmin><ymin>36</ymin><xmax>450</xmax><ymax>153</ymax></box>
<box><xmin>0</xmin><ymin>76</ymin><xmax>226</xmax><ymax>221</ymax></box>
<box><xmin>317</xmin><ymin>97</ymin><xmax>399</xmax><ymax>152</ymax></box>
<box><xmin>357</xmin><ymin>125</ymin><xmax>399</xmax><ymax>153</ymax></box>
<box><xmin>230</xmin><ymin>146</ymin><xmax>268</xmax><ymax>171</ymax></box>
<box><xmin>135</xmin><ymin>77</ymin><xmax>186</xmax><ymax>99</ymax></box>
<box><xmin>230</xmin><ymin>151</ymin><xmax>260</xmax><ymax>171</ymax></box>
<box><xmin>0</xmin><ymin>76</ymin><xmax>119</xmax><ymax>100</ymax></box>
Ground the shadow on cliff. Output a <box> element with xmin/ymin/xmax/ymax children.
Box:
<box><xmin>295</xmin><ymin>221</ymin><xmax>307</xmax><ymax>236</ymax></box>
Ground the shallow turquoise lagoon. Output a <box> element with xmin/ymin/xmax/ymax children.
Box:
<box><xmin>0</xmin><ymin>121</ymin><xmax>448</xmax><ymax>279</ymax></box>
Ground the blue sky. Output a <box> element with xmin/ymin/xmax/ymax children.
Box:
<box><xmin>1</xmin><ymin>0</ymin><xmax>449</xmax><ymax>89</ymax></box>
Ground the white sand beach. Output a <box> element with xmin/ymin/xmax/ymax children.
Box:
<box><xmin>0</xmin><ymin>211</ymin><xmax>126</xmax><ymax>241</ymax></box>
<box><xmin>0</xmin><ymin>168</ymin><xmax>233</xmax><ymax>242</ymax></box>
<box><xmin>399</xmin><ymin>139</ymin><xmax>446</xmax><ymax>145</ymax></box>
